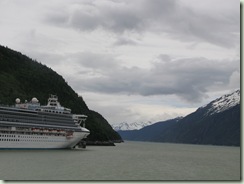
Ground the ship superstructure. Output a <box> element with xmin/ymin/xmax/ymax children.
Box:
<box><xmin>0</xmin><ymin>95</ymin><xmax>90</xmax><ymax>149</ymax></box>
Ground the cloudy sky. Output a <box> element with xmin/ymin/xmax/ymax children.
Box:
<box><xmin>0</xmin><ymin>0</ymin><xmax>240</xmax><ymax>125</ymax></box>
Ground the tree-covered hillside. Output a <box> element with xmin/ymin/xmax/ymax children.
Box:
<box><xmin>0</xmin><ymin>45</ymin><xmax>122</xmax><ymax>143</ymax></box>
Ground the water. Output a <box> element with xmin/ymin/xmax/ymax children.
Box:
<box><xmin>0</xmin><ymin>141</ymin><xmax>240</xmax><ymax>181</ymax></box>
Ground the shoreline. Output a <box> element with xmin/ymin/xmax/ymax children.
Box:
<box><xmin>86</xmin><ymin>140</ymin><xmax>124</xmax><ymax>146</ymax></box>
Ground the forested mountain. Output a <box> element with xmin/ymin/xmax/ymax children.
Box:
<box><xmin>0</xmin><ymin>45</ymin><xmax>122</xmax><ymax>143</ymax></box>
<box><xmin>118</xmin><ymin>90</ymin><xmax>240</xmax><ymax>146</ymax></box>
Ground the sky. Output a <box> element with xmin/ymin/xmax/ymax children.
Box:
<box><xmin>0</xmin><ymin>0</ymin><xmax>240</xmax><ymax>125</ymax></box>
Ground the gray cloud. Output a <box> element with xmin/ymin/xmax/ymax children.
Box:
<box><xmin>113</xmin><ymin>37</ymin><xmax>138</xmax><ymax>46</ymax></box>
<box><xmin>45</xmin><ymin>0</ymin><xmax>239</xmax><ymax>48</ymax></box>
<box><xmin>68</xmin><ymin>52</ymin><xmax>239</xmax><ymax>103</ymax></box>
<box><xmin>0</xmin><ymin>0</ymin><xmax>239</xmax><ymax>124</ymax></box>
<box><xmin>71</xmin><ymin>52</ymin><xmax>119</xmax><ymax>70</ymax></box>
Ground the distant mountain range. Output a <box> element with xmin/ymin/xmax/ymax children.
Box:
<box><xmin>117</xmin><ymin>90</ymin><xmax>240</xmax><ymax>146</ymax></box>
<box><xmin>112</xmin><ymin>121</ymin><xmax>154</xmax><ymax>131</ymax></box>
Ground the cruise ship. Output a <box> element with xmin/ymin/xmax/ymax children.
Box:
<box><xmin>0</xmin><ymin>95</ymin><xmax>90</xmax><ymax>149</ymax></box>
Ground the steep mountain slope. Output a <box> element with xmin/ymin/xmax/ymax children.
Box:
<box><xmin>171</xmin><ymin>90</ymin><xmax>240</xmax><ymax>146</ymax></box>
<box><xmin>0</xmin><ymin>45</ymin><xmax>122</xmax><ymax>143</ymax></box>
<box><xmin>203</xmin><ymin>90</ymin><xmax>240</xmax><ymax>116</ymax></box>
<box><xmin>118</xmin><ymin>90</ymin><xmax>240</xmax><ymax>146</ymax></box>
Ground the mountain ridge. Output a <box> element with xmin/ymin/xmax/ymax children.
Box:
<box><xmin>117</xmin><ymin>90</ymin><xmax>240</xmax><ymax>146</ymax></box>
<box><xmin>203</xmin><ymin>89</ymin><xmax>240</xmax><ymax>116</ymax></box>
<box><xmin>112</xmin><ymin>121</ymin><xmax>154</xmax><ymax>131</ymax></box>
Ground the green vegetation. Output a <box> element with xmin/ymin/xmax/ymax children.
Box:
<box><xmin>0</xmin><ymin>45</ymin><xmax>122</xmax><ymax>142</ymax></box>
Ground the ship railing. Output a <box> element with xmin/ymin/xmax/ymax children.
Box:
<box><xmin>0</xmin><ymin>128</ymin><xmax>67</xmax><ymax>136</ymax></box>
<box><xmin>0</xmin><ymin>105</ymin><xmax>15</xmax><ymax>108</ymax></box>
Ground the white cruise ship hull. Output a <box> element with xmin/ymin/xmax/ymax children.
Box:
<box><xmin>0</xmin><ymin>131</ymin><xmax>90</xmax><ymax>149</ymax></box>
<box><xmin>0</xmin><ymin>95</ymin><xmax>90</xmax><ymax>149</ymax></box>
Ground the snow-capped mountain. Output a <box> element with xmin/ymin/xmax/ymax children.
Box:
<box><xmin>114</xmin><ymin>90</ymin><xmax>240</xmax><ymax>132</ymax></box>
<box><xmin>117</xmin><ymin>89</ymin><xmax>240</xmax><ymax>146</ymax></box>
<box><xmin>202</xmin><ymin>89</ymin><xmax>240</xmax><ymax>116</ymax></box>
<box><xmin>112</xmin><ymin>121</ymin><xmax>154</xmax><ymax>131</ymax></box>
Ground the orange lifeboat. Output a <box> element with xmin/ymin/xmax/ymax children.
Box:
<box><xmin>66</xmin><ymin>131</ymin><xmax>73</xmax><ymax>139</ymax></box>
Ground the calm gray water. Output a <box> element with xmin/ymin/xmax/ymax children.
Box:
<box><xmin>0</xmin><ymin>141</ymin><xmax>240</xmax><ymax>181</ymax></box>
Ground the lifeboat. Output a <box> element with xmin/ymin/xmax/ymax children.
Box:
<box><xmin>32</xmin><ymin>128</ymin><xmax>39</xmax><ymax>132</ymax></box>
<box><xmin>66</xmin><ymin>131</ymin><xmax>74</xmax><ymax>139</ymax></box>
